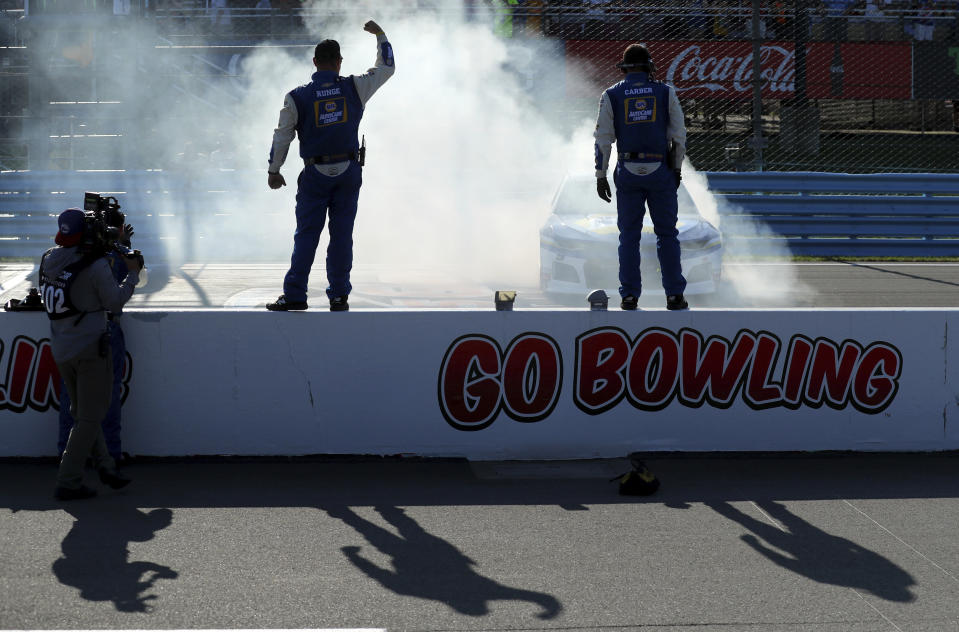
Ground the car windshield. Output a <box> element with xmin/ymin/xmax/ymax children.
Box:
<box><xmin>552</xmin><ymin>176</ymin><xmax>699</xmax><ymax>217</ymax></box>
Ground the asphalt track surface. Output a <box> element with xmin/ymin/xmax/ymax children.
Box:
<box><xmin>3</xmin><ymin>261</ymin><xmax>959</xmax><ymax>309</ymax></box>
<box><xmin>2</xmin><ymin>262</ymin><xmax>959</xmax><ymax>631</ymax></box>
<box><xmin>2</xmin><ymin>455</ymin><xmax>959</xmax><ymax>631</ymax></box>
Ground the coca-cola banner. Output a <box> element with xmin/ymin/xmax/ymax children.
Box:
<box><xmin>567</xmin><ymin>40</ymin><xmax>912</xmax><ymax>100</ymax></box>
<box><xmin>913</xmin><ymin>42</ymin><xmax>959</xmax><ymax>99</ymax></box>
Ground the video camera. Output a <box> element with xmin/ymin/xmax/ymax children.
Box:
<box><xmin>82</xmin><ymin>192</ymin><xmax>144</xmax><ymax>269</ymax></box>
<box><xmin>3</xmin><ymin>192</ymin><xmax>147</xmax><ymax>312</ymax></box>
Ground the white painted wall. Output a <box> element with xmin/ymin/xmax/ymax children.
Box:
<box><xmin>1</xmin><ymin>308</ymin><xmax>956</xmax><ymax>458</ymax></box>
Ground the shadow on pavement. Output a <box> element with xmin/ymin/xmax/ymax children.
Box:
<box><xmin>836</xmin><ymin>260</ymin><xmax>959</xmax><ymax>289</ymax></box>
<box><xmin>4</xmin><ymin>454</ymin><xmax>954</xmax><ymax>616</ymax></box>
<box><xmin>708</xmin><ymin>500</ymin><xmax>917</xmax><ymax>603</ymax></box>
<box><xmin>325</xmin><ymin>504</ymin><xmax>561</xmax><ymax>619</ymax></box>
<box><xmin>51</xmin><ymin>501</ymin><xmax>178</xmax><ymax>612</ymax></box>
<box><xmin>4</xmin><ymin>454</ymin><xmax>959</xmax><ymax>512</ymax></box>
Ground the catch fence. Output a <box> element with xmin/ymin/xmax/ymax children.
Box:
<box><xmin>0</xmin><ymin>0</ymin><xmax>956</xmax><ymax>172</ymax></box>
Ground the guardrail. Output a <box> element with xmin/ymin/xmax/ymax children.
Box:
<box><xmin>0</xmin><ymin>169</ymin><xmax>277</xmax><ymax>260</ymax></box>
<box><xmin>704</xmin><ymin>171</ymin><xmax>959</xmax><ymax>257</ymax></box>
<box><xmin>3</xmin><ymin>170</ymin><xmax>959</xmax><ymax>260</ymax></box>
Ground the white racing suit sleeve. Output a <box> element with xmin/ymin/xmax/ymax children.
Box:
<box><xmin>268</xmin><ymin>92</ymin><xmax>297</xmax><ymax>174</ymax></box>
<box><xmin>593</xmin><ymin>91</ymin><xmax>615</xmax><ymax>178</ymax></box>
<box><xmin>352</xmin><ymin>32</ymin><xmax>395</xmax><ymax>107</ymax></box>
<box><xmin>667</xmin><ymin>85</ymin><xmax>687</xmax><ymax>166</ymax></box>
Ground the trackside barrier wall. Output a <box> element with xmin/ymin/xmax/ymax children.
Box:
<box><xmin>1</xmin><ymin>308</ymin><xmax>958</xmax><ymax>458</ymax></box>
<box><xmin>4</xmin><ymin>171</ymin><xmax>959</xmax><ymax>259</ymax></box>
<box><xmin>705</xmin><ymin>172</ymin><xmax>959</xmax><ymax>257</ymax></box>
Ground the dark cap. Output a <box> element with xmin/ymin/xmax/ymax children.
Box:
<box><xmin>617</xmin><ymin>44</ymin><xmax>653</xmax><ymax>71</ymax></box>
<box><xmin>314</xmin><ymin>39</ymin><xmax>342</xmax><ymax>62</ymax></box>
<box><xmin>55</xmin><ymin>208</ymin><xmax>86</xmax><ymax>247</ymax></box>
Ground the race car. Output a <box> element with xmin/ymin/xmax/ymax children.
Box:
<box><xmin>540</xmin><ymin>174</ymin><xmax>723</xmax><ymax>299</ymax></box>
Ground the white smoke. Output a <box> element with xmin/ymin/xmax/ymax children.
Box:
<box><xmin>682</xmin><ymin>163</ymin><xmax>816</xmax><ymax>306</ymax></box>
<box><xmin>20</xmin><ymin>0</ymin><xmax>811</xmax><ymax>307</ymax></box>
<box><xmin>229</xmin><ymin>0</ymin><xmax>811</xmax><ymax>304</ymax></box>
<box><xmin>250</xmin><ymin>0</ymin><xmax>593</xmax><ymax>287</ymax></box>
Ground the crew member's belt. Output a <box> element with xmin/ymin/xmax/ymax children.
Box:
<box><xmin>618</xmin><ymin>151</ymin><xmax>664</xmax><ymax>161</ymax></box>
<box><xmin>305</xmin><ymin>152</ymin><xmax>357</xmax><ymax>166</ymax></box>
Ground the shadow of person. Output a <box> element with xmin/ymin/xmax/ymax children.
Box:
<box><xmin>52</xmin><ymin>504</ymin><xmax>178</xmax><ymax>612</ymax></box>
<box><xmin>326</xmin><ymin>505</ymin><xmax>561</xmax><ymax>619</ymax></box>
<box><xmin>130</xmin><ymin>261</ymin><xmax>171</xmax><ymax>298</ymax></box>
<box><xmin>708</xmin><ymin>500</ymin><xmax>916</xmax><ymax>602</ymax></box>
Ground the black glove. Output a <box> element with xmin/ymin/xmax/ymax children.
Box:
<box><xmin>673</xmin><ymin>168</ymin><xmax>682</xmax><ymax>190</ymax></box>
<box><xmin>597</xmin><ymin>177</ymin><xmax>612</xmax><ymax>202</ymax></box>
<box><xmin>268</xmin><ymin>172</ymin><xmax>286</xmax><ymax>189</ymax></box>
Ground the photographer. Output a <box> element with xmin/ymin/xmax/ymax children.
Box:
<box><xmin>40</xmin><ymin>207</ymin><xmax>142</xmax><ymax>501</ymax></box>
<box><xmin>56</xmin><ymin>205</ymin><xmax>135</xmax><ymax>465</ymax></box>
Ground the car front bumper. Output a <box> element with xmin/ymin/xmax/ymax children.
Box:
<box><xmin>540</xmin><ymin>243</ymin><xmax>723</xmax><ymax>297</ymax></box>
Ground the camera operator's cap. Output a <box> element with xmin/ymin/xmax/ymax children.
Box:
<box><xmin>617</xmin><ymin>43</ymin><xmax>652</xmax><ymax>70</ymax></box>
<box><xmin>55</xmin><ymin>208</ymin><xmax>86</xmax><ymax>247</ymax></box>
<box><xmin>314</xmin><ymin>39</ymin><xmax>342</xmax><ymax>62</ymax></box>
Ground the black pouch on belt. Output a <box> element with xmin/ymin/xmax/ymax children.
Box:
<box><xmin>98</xmin><ymin>331</ymin><xmax>110</xmax><ymax>358</ymax></box>
<box><xmin>667</xmin><ymin>140</ymin><xmax>679</xmax><ymax>170</ymax></box>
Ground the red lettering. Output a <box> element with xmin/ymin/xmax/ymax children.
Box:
<box><xmin>628</xmin><ymin>329</ymin><xmax>679</xmax><ymax>410</ymax></box>
<box><xmin>438</xmin><ymin>336</ymin><xmax>502</xmax><ymax>431</ymax></box>
<box><xmin>806</xmin><ymin>340</ymin><xmax>862</xmax><ymax>408</ymax></box>
<box><xmin>574</xmin><ymin>328</ymin><xmax>630</xmax><ymax>414</ymax></box>
<box><xmin>502</xmin><ymin>335</ymin><xmax>562</xmax><ymax>421</ymax></box>
<box><xmin>680</xmin><ymin>329</ymin><xmax>755</xmax><ymax>407</ymax></box>
<box><xmin>439</xmin><ymin>333</ymin><xmax>564</xmax><ymax>429</ymax></box>
<box><xmin>439</xmin><ymin>328</ymin><xmax>904</xmax><ymax>428</ymax></box>
<box><xmin>852</xmin><ymin>344</ymin><xmax>902</xmax><ymax>413</ymax></box>
<box><xmin>745</xmin><ymin>333</ymin><xmax>784</xmax><ymax>407</ymax></box>
<box><xmin>782</xmin><ymin>336</ymin><xmax>813</xmax><ymax>406</ymax></box>
<box><xmin>6</xmin><ymin>337</ymin><xmax>37</xmax><ymax>412</ymax></box>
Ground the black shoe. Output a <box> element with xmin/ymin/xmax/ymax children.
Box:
<box><xmin>620</xmin><ymin>295</ymin><xmax>638</xmax><ymax>311</ymax></box>
<box><xmin>666</xmin><ymin>294</ymin><xmax>688</xmax><ymax>311</ymax></box>
<box><xmin>266</xmin><ymin>295</ymin><xmax>308</xmax><ymax>311</ymax></box>
<box><xmin>98</xmin><ymin>467</ymin><xmax>132</xmax><ymax>490</ymax></box>
<box><xmin>54</xmin><ymin>485</ymin><xmax>98</xmax><ymax>501</ymax></box>
<box><xmin>329</xmin><ymin>296</ymin><xmax>349</xmax><ymax>312</ymax></box>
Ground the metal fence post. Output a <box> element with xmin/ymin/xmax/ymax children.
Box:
<box><xmin>751</xmin><ymin>0</ymin><xmax>766</xmax><ymax>171</ymax></box>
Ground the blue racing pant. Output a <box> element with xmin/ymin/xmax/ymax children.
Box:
<box><xmin>58</xmin><ymin>320</ymin><xmax>125</xmax><ymax>460</ymax></box>
<box><xmin>283</xmin><ymin>162</ymin><xmax>362</xmax><ymax>302</ymax></box>
<box><xmin>614</xmin><ymin>163</ymin><xmax>687</xmax><ymax>298</ymax></box>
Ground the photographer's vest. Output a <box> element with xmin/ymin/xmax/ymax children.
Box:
<box><xmin>606</xmin><ymin>72</ymin><xmax>671</xmax><ymax>162</ymax></box>
<box><xmin>289</xmin><ymin>71</ymin><xmax>363</xmax><ymax>159</ymax></box>
<box><xmin>38</xmin><ymin>251</ymin><xmax>98</xmax><ymax>321</ymax></box>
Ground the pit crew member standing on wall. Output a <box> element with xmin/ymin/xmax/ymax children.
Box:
<box><xmin>266</xmin><ymin>19</ymin><xmax>395</xmax><ymax>312</ymax></box>
<box><xmin>57</xmin><ymin>207</ymin><xmax>134</xmax><ymax>464</ymax></box>
<box><xmin>40</xmin><ymin>209</ymin><xmax>141</xmax><ymax>501</ymax></box>
<box><xmin>594</xmin><ymin>44</ymin><xmax>689</xmax><ymax>311</ymax></box>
